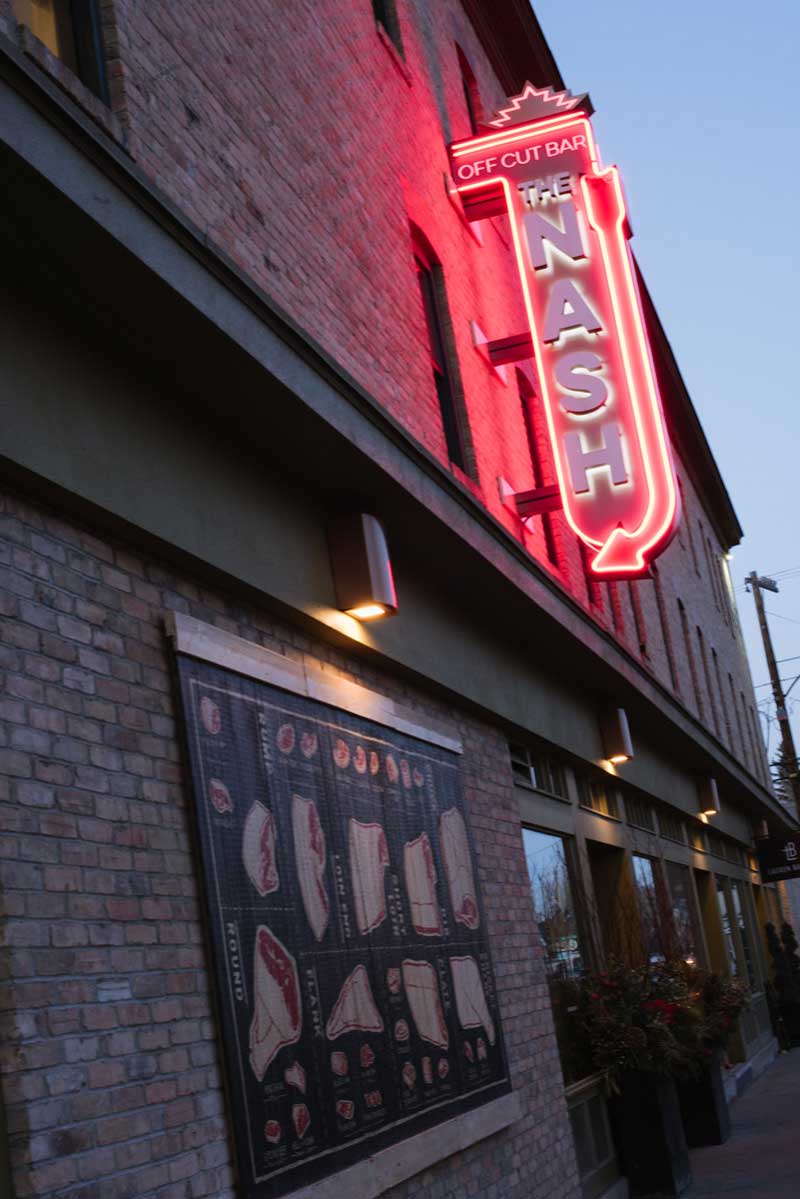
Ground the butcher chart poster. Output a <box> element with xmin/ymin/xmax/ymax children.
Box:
<box><xmin>176</xmin><ymin>656</ymin><xmax>510</xmax><ymax>1199</ymax></box>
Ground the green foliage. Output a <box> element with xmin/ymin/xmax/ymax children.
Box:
<box><xmin>565</xmin><ymin>958</ymin><xmax>749</xmax><ymax>1091</ymax></box>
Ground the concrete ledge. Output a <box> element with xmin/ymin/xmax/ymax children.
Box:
<box><xmin>598</xmin><ymin>1178</ymin><xmax>628</xmax><ymax>1199</ymax></box>
<box><xmin>724</xmin><ymin>1036</ymin><xmax>778</xmax><ymax>1103</ymax></box>
<box><xmin>287</xmin><ymin>1090</ymin><xmax>522</xmax><ymax>1199</ymax></box>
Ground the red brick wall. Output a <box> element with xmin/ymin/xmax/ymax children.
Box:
<box><xmin>0</xmin><ymin>489</ymin><xmax>580</xmax><ymax>1199</ymax></box>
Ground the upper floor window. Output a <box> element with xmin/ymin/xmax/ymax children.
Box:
<box><xmin>510</xmin><ymin>743</ymin><xmax>567</xmax><ymax>799</ymax></box>
<box><xmin>372</xmin><ymin>0</ymin><xmax>404</xmax><ymax>57</ymax></box>
<box><xmin>517</xmin><ymin>372</ymin><xmax>559</xmax><ymax>567</ymax></box>
<box><xmin>413</xmin><ymin>236</ymin><xmax>469</xmax><ymax>472</ymax></box>
<box><xmin>456</xmin><ymin>45</ymin><xmax>483</xmax><ymax>136</ymax></box>
<box><xmin>13</xmin><ymin>0</ymin><xmax>109</xmax><ymax>102</ymax></box>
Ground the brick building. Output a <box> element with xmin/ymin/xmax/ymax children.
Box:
<box><xmin>0</xmin><ymin>3</ymin><xmax>792</xmax><ymax>1199</ymax></box>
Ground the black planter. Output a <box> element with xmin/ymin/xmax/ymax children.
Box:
<box><xmin>676</xmin><ymin>1049</ymin><xmax>730</xmax><ymax>1147</ymax></box>
<box><xmin>612</xmin><ymin>1071</ymin><xmax>691</xmax><ymax>1199</ymax></box>
<box><xmin>779</xmin><ymin>1000</ymin><xmax>800</xmax><ymax>1045</ymax></box>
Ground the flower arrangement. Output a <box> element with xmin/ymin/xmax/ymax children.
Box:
<box><xmin>568</xmin><ymin>958</ymin><xmax>748</xmax><ymax>1091</ymax></box>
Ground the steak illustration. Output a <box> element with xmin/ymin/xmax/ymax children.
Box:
<box><xmin>402</xmin><ymin>1061</ymin><xmax>416</xmax><ymax>1089</ymax></box>
<box><xmin>422</xmin><ymin>1056</ymin><xmax>433</xmax><ymax>1085</ymax></box>
<box><xmin>326</xmin><ymin>966</ymin><xmax>383</xmax><ymax>1040</ymax></box>
<box><xmin>369</xmin><ymin>751</ymin><xmax>380</xmax><ymax>776</ymax></box>
<box><xmin>403</xmin><ymin>832</ymin><xmax>441</xmax><ymax>936</ymax></box>
<box><xmin>284</xmin><ymin>1060</ymin><xmax>306</xmax><ymax>1094</ymax></box>
<box><xmin>349</xmin><ymin>820</ymin><xmax>389</xmax><ymax>935</ymax></box>
<box><xmin>386</xmin><ymin>967</ymin><xmax>401</xmax><ymax>995</ymax></box>
<box><xmin>249</xmin><ymin>925</ymin><xmax>302</xmax><ymax>1080</ymax></box>
<box><xmin>331</xmin><ymin>1051</ymin><xmax>349</xmax><ymax>1076</ymax></box>
<box><xmin>400</xmin><ymin>759</ymin><xmax>412</xmax><ymax>789</ymax></box>
<box><xmin>450</xmin><ymin>955</ymin><xmax>496</xmax><ymax>1045</ymax></box>
<box><xmin>394</xmin><ymin>1019</ymin><xmax>410</xmax><ymax>1042</ymax></box>
<box><xmin>292</xmin><ymin>1103</ymin><xmax>310</xmax><ymax>1139</ymax></box>
<box><xmin>413</xmin><ymin>767</ymin><xmax>424</xmax><ymax>788</ymax></box>
<box><xmin>200</xmin><ymin>695</ymin><xmax>221</xmax><ymax>735</ymax></box>
<box><xmin>300</xmin><ymin>730</ymin><xmax>318</xmax><ymax>759</ymax></box>
<box><xmin>277</xmin><ymin>723</ymin><xmax>295</xmax><ymax>754</ymax></box>
<box><xmin>333</xmin><ymin>738</ymin><xmax>350</xmax><ymax>769</ymax></box>
<box><xmin>292</xmin><ymin>794</ymin><xmax>329</xmax><ymax>942</ymax></box>
<box><xmin>401</xmin><ymin>959</ymin><xmax>449</xmax><ymax>1049</ymax></box>
<box><xmin>364</xmin><ymin>1090</ymin><xmax>382</xmax><ymax>1108</ymax></box>
<box><xmin>477</xmin><ymin>1037</ymin><xmax>487</xmax><ymax>1061</ymax></box>
<box><xmin>209</xmin><ymin>778</ymin><xmax>233</xmax><ymax>814</ymax></box>
<box><xmin>360</xmin><ymin>1043</ymin><xmax>375</xmax><ymax>1068</ymax></box>
<box><xmin>440</xmin><ymin>808</ymin><xmax>479</xmax><ymax>930</ymax></box>
<box><xmin>242</xmin><ymin>802</ymin><xmax>279</xmax><ymax>897</ymax></box>
<box><xmin>463</xmin><ymin>1041</ymin><xmax>474</xmax><ymax>1063</ymax></box>
<box><xmin>437</xmin><ymin>1058</ymin><xmax>449</xmax><ymax>1079</ymax></box>
<box><xmin>336</xmin><ymin>1099</ymin><xmax>354</xmax><ymax>1120</ymax></box>
<box><xmin>353</xmin><ymin>745</ymin><xmax>367</xmax><ymax>774</ymax></box>
<box><xmin>264</xmin><ymin>1119</ymin><xmax>282</xmax><ymax>1145</ymax></box>
<box><xmin>385</xmin><ymin>754</ymin><xmax>399</xmax><ymax>784</ymax></box>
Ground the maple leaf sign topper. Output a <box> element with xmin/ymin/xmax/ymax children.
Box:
<box><xmin>448</xmin><ymin>84</ymin><xmax>680</xmax><ymax>579</ymax></box>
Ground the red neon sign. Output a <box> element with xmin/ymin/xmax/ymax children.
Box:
<box><xmin>449</xmin><ymin>85</ymin><xmax>679</xmax><ymax>578</ymax></box>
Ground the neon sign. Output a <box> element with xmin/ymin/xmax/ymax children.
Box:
<box><xmin>449</xmin><ymin>84</ymin><xmax>680</xmax><ymax>578</ymax></box>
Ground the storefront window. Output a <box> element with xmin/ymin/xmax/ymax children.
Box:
<box><xmin>730</xmin><ymin>881</ymin><xmax>758</xmax><ymax>989</ymax></box>
<box><xmin>632</xmin><ymin>855</ymin><xmax>664</xmax><ymax>963</ymax></box>
<box><xmin>716</xmin><ymin>878</ymin><xmax>739</xmax><ymax>976</ymax></box>
<box><xmin>664</xmin><ymin>861</ymin><xmax>698</xmax><ymax>965</ymax></box>
<box><xmin>523</xmin><ymin>827</ymin><xmax>589</xmax><ymax>1082</ymax></box>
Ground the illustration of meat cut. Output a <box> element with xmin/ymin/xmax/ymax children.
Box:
<box><xmin>440</xmin><ymin>808</ymin><xmax>479</xmax><ymax>930</ymax></box>
<box><xmin>200</xmin><ymin>695</ymin><xmax>221</xmax><ymax>735</ymax></box>
<box><xmin>209</xmin><ymin>778</ymin><xmax>233</xmax><ymax>814</ymax></box>
<box><xmin>349</xmin><ymin>820</ymin><xmax>389</xmax><ymax>934</ymax></box>
<box><xmin>403</xmin><ymin>832</ymin><xmax>442</xmax><ymax>936</ymax></box>
<box><xmin>292</xmin><ymin>794</ymin><xmax>329</xmax><ymax>942</ymax></box>
<box><xmin>353</xmin><ymin>745</ymin><xmax>367</xmax><ymax>774</ymax></box>
<box><xmin>242</xmin><ymin>802</ymin><xmax>279</xmax><ymax>897</ymax></box>
<box><xmin>284</xmin><ymin>1060</ymin><xmax>306</xmax><ymax>1094</ymax></box>
<box><xmin>249</xmin><ymin>925</ymin><xmax>302</xmax><ymax>1081</ymax></box>
<box><xmin>300</xmin><ymin>730</ymin><xmax>318</xmax><ymax>759</ymax></box>
<box><xmin>264</xmin><ymin>1119</ymin><xmax>282</xmax><ymax>1145</ymax></box>
<box><xmin>331</xmin><ymin>1051</ymin><xmax>349</xmax><ymax>1076</ymax></box>
<box><xmin>326</xmin><ymin>965</ymin><xmax>384</xmax><ymax>1040</ymax></box>
<box><xmin>336</xmin><ymin>1099</ymin><xmax>354</xmax><ymax>1121</ymax></box>
<box><xmin>401</xmin><ymin>959</ymin><xmax>449</xmax><ymax>1049</ymax></box>
<box><xmin>450</xmin><ymin>955</ymin><xmax>496</xmax><ymax>1046</ymax></box>
<box><xmin>292</xmin><ymin>1103</ymin><xmax>310</xmax><ymax>1139</ymax></box>
<box><xmin>277</xmin><ymin>723</ymin><xmax>295</xmax><ymax>754</ymax></box>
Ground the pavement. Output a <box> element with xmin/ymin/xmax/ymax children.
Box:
<box><xmin>684</xmin><ymin>1049</ymin><xmax>800</xmax><ymax>1197</ymax></box>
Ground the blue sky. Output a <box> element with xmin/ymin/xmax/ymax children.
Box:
<box><xmin>531</xmin><ymin>0</ymin><xmax>800</xmax><ymax>773</ymax></box>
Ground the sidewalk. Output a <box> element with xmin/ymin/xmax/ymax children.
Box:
<box><xmin>685</xmin><ymin>1049</ymin><xmax>800</xmax><ymax>1197</ymax></box>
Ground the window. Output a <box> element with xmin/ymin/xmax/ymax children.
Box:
<box><xmin>13</xmin><ymin>0</ymin><xmax>109</xmax><ymax>101</ymax></box>
<box><xmin>627</xmin><ymin>581</ymin><xmax>647</xmax><ymax>654</ymax></box>
<box><xmin>696</xmin><ymin>627</ymin><xmax>720</xmax><ymax>736</ymax></box>
<box><xmin>658</xmin><ymin>809</ymin><xmax>686</xmax><ymax>844</ymax></box>
<box><xmin>632</xmin><ymin>855</ymin><xmax>666</xmax><ymax>963</ymax></box>
<box><xmin>509</xmin><ymin>743</ymin><xmax>567</xmax><ymax>799</ymax></box>
<box><xmin>728</xmin><ymin>672</ymin><xmax>747</xmax><ymax>764</ymax></box>
<box><xmin>624</xmin><ymin>793</ymin><xmax>655</xmax><ymax>831</ymax></box>
<box><xmin>712</xmin><ymin>648</ymin><xmax>732</xmax><ymax>748</ymax></box>
<box><xmin>371</xmin><ymin>0</ymin><xmax>403</xmax><ymax>56</ymax></box>
<box><xmin>578</xmin><ymin>775</ymin><xmax>618</xmax><ymax>819</ymax></box>
<box><xmin>652</xmin><ymin>565</ymin><xmax>678</xmax><ymax>692</ymax></box>
<box><xmin>679</xmin><ymin>599</ymin><xmax>704</xmax><ymax>719</ymax></box>
<box><xmin>607</xmin><ymin>581</ymin><xmax>625</xmax><ymax>638</ymax></box>
<box><xmin>456</xmin><ymin>45</ymin><xmax>482</xmax><ymax>136</ymax></box>
<box><xmin>522</xmin><ymin>828</ymin><xmax>590</xmax><ymax>1082</ymax></box>
<box><xmin>581</xmin><ymin>541</ymin><xmax>603</xmax><ymax>610</ymax></box>
<box><xmin>517</xmin><ymin>372</ymin><xmax>559</xmax><ymax>567</ymax></box>
<box><xmin>664</xmin><ymin>862</ymin><xmax>699</xmax><ymax>965</ymax></box>
<box><xmin>715</xmin><ymin>878</ymin><xmax>739</xmax><ymax>976</ymax></box>
<box><xmin>688</xmin><ymin>824</ymin><xmax>707</xmax><ymax>853</ymax></box>
<box><xmin>414</xmin><ymin>242</ymin><xmax>469</xmax><ymax>471</ymax></box>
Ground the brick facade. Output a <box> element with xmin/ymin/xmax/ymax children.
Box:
<box><xmin>0</xmin><ymin>490</ymin><xmax>579</xmax><ymax>1199</ymax></box>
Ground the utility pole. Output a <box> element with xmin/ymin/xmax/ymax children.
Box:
<box><xmin>746</xmin><ymin>572</ymin><xmax>800</xmax><ymax>810</ymax></box>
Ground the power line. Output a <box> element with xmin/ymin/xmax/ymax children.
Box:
<box><xmin>765</xmin><ymin>608</ymin><xmax>800</xmax><ymax>627</ymax></box>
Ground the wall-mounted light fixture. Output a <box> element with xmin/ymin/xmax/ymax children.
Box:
<box><xmin>698</xmin><ymin>777</ymin><xmax>720</xmax><ymax>818</ymax></box>
<box><xmin>601</xmin><ymin>707</ymin><xmax>633</xmax><ymax>765</ymax></box>
<box><xmin>329</xmin><ymin>514</ymin><xmax>397</xmax><ymax>621</ymax></box>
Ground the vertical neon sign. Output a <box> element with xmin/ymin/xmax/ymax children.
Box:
<box><xmin>449</xmin><ymin>85</ymin><xmax>680</xmax><ymax>578</ymax></box>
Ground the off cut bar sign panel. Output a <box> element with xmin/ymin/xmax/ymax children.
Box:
<box><xmin>177</xmin><ymin>656</ymin><xmax>509</xmax><ymax>1199</ymax></box>
<box><xmin>449</xmin><ymin>85</ymin><xmax>680</xmax><ymax>578</ymax></box>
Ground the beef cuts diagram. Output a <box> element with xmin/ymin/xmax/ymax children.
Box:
<box><xmin>177</xmin><ymin>655</ymin><xmax>509</xmax><ymax>1199</ymax></box>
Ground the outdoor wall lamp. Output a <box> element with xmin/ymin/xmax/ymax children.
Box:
<box><xmin>329</xmin><ymin>514</ymin><xmax>397</xmax><ymax>621</ymax></box>
<box><xmin>698</xmin><ymin>777</ymin><xmax>720</xmax><ymax>818</ymax></box>
<box><xmin>601</xmin><ymin>707</ymin><xmax>633</xmax><ymax>765</ymax></box>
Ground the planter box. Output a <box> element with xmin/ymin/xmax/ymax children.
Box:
<box><xmin>677</xmin><ymin>1050</ymin><xmax>730</xmax><ymax>1147</ymax></box>
<box><xmin>612</xmin><ymin>1071</ymin><xmax>691</xmax><ymax>1199</ymax></box>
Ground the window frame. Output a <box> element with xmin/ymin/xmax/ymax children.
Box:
<box><xmin>14</xmin><ymin>0</ymin><xmax>109</xmax><ymax>103</ymax></box>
